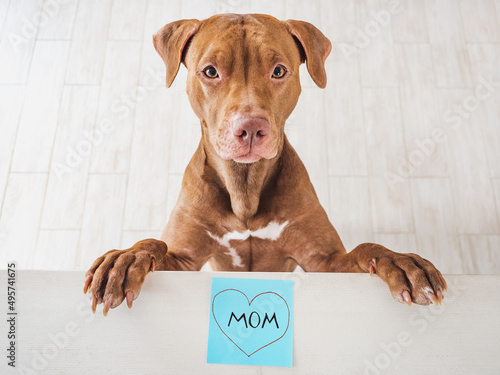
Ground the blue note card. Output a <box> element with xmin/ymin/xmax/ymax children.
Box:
<box><xmin>207</xmin><ymin>277</ymin><xmax>294</xmax><ymax>367</ymax></box>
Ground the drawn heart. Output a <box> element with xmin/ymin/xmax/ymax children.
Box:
<box><xmin>211</xmin><ymin>289</ymin><xmax>290</xmax><ymax>357</ymax></box>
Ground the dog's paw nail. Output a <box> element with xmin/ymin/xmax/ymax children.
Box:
<box><xmin>368</xmin><ymin>258</ymin><xmax>376</xmax><ymax>276</ymax></box>
<box><xmin>402</xmin><ymin>290</ymin><xmax>412</xmax><ymax>307</ymax></box>
<box><xmin>150</xmin><ymin>258</ymin><xmax>156</xmax><ymax>273</ymax></box>
<box><xmin>91</xmin><ymin>296</ymin><xmax>97</xmax><ymax>314</ymax></box>
<box><xmin>83</xmin><ymin>275</ymin><xmax>92</xmax><ymax>294</ymax></box>
<box><xmin>425</xmin><ymin>289</ymin><xmax>439</xmax><ymax>305</ymax></box>
<box><xmin>103</xmin><ymin>298</ymin><xmax>111</xmax><ymax>317</ymax></box>
<box><xmin>436</xmin><ymin>289</ymin><xmax>444</xmax><ymax>304</ymax></box>
<box><xmin>126</xmin><ymin>291</ymin><xmax>134</xmax><ymax>309</ymax></box>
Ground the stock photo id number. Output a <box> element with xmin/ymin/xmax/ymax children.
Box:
<box><xmin>6</xmin><ymin>263</ymin><xmax>17</xmax><ymax>368</ymax></box>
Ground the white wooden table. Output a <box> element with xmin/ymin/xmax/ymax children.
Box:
<box><xmin>1</xmin><ymin>271</ymin><xmax>499</xmax><ymax>374</ymax></box>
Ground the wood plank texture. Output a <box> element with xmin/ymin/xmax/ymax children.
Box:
<box><xmin>0</xmin><ymin>0</ymin><xmax>499</xmax><ymax>276</ymax></box>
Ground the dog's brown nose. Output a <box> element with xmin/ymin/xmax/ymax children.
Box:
<box><xmin>232</xmin><ymin>117</ymin><xmax>270</xmax><ymax>146</ymax></box>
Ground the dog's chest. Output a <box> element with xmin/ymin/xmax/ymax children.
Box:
<box><xmin>207</xmin><ymin>221</ymin><xmax>289</xmax><ymax>270</ymax></box>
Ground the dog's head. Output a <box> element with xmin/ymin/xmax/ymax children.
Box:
<box><xmin>153</xmin><ymin>14</ymin><xmax>331</xmax><ymax>164</ymax></box>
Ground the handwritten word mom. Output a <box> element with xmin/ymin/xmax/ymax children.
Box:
<box><xmin>228</xmin><ymin>312</ymin><xmax>279</xmax><ymax>329</ymax></box>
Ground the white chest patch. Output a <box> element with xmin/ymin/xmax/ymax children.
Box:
<box><xmin>207</xmin><ymin>221</ymin><xmax>289</xmax><ymax>267</ymax></box>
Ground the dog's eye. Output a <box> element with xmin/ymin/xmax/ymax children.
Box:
<box><xmin>204</xmin><ymin>66</ymin><xmax>219</xmax><ymax>78</ymax></box>
<box><xmin>272</xmin><ymin>65</ymin><xmax>286</xmax><ymax>79</ymax></box>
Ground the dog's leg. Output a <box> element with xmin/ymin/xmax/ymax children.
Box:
<box><xmin>84</xmin><ymin>205</ymin><xmax>216</xmax><ymax>315</ymax></box>
<box><xmin>287</xmin><ymin>215</ymin><xmax>447</xmax><ymax>306</ymax></box>
<box><xmin>338</xmin><ymin>243</ymin><xmax>447</xmax><ymax>306</ymax></box>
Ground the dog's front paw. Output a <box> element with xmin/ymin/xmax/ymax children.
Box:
<box><xmin>83</xmin><ymin>239</ymin><xmax>167</xmax><ymax>316</ymax></box>
<box><xmin>368</xmin><ymin>251</ymin><xmax>447</xmax><ymax>306</ymax></box>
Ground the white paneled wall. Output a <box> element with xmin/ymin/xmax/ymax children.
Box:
<box><xmin>0</xmin><ymin>0</ymin><xmax>499</xmax><ymax>274</ymax></box>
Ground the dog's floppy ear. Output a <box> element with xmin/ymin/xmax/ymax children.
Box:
<box><xmin>153</xmin><ymin>19</ymin><xmax>200</xmax><ymax>88</ymax></box>
<box><xmin>284</xmin><ymin>20</ymin><xmax>332</xmax><ymax>89</ymax></box>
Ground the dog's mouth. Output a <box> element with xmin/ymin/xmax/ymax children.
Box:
<box><xmin>231</xmin><ymin>150</ymin><xmax>269</xmax><ymax>164</ymax></box>
<box><xmin>217</xmin><ymin>143</ymin><xmax>278</xmax><ymax>164</ymax></box>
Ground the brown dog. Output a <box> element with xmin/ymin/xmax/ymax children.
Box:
<box><xmin>84</xmin><ymin>14</ymin><xmax>447</xmax><ymax>316</ymax></box>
